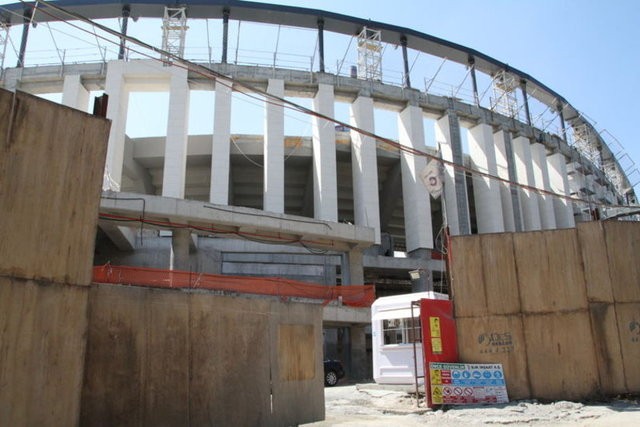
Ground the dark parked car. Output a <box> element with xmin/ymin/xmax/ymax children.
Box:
<box><xmin>323</xmin><ymin>359</ymin><xmax>345</xmax><ymax>386</ymax></box>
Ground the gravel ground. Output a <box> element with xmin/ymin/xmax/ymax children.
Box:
<box><xmin>304</xmin><ymin>383</ymin><xmax>640</xmax><ymax>426</ymax></box>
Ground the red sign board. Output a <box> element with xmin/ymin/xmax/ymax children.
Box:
<box><xmin>419</xmin><ymin>298</ymin><xmax>458</xmax><ymax>408</ymax></box>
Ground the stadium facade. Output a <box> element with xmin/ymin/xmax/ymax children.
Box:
<box><xmin>1</xmin><ymin>0</ymin><xmax>637</xmax><ymax>379</ymax></box>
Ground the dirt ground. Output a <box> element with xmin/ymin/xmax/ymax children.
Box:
<box><xmin>304</xmin><ymin>383</ymin><xmax>640</xmax><ymax>426</ymax></box>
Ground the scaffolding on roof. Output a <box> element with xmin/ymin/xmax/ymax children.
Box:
<box><xmin>161</xmin><ymin>6</ymin><xmax>188</xmax><ymax>64</ymax></box>
<box><xmin>356</xmin><ymin>27</ymin><xmax>382</xmax><ymax>81</ymax></box>
<box><xmin>491</xmin><ymin>70</ymin><xmax>519</xmax><ymax>118</ymax></box>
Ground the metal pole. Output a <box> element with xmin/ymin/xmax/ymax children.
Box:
<box><xmin>221</xmin><ymin>7</ymin><xmax>229</xmax><ymax>63</ymax></box>
<box><xmin>400</xmin><ymin>35</ymin><xmax>411</xmax><ymax>88</ymax></box>
<box><xmin>17</xmin><ymin>8</ymin><xmax>32</xmax><ymax>68</ymax></box>
<box><xmin>317</xmin><ymin>18</ymin><xmax>325</xmax><ymax>73</ymax></box>
<box><xmin>468</xmin><ymin>55</ymin><xmax>479</xmax><ymax>106</ymax></box>
<box><xmin>520</xmin><ymin>79</ymin><xmax>532</xmax><ymax>126</ymax></box>
<box><xmin>118</xmin><ymin>5</ymin><xmax>130</xmax><ymax>60</ymax></box>
<box><xmin>557</xmin><ymin>102</ymin><xmax>567</xmax><ymax>142</ymax></box>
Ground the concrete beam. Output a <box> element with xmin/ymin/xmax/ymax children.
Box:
<box><xmin>100</xmin><ymin>191</ymin><xmax>375</xmax><ymax>252</ymax></box>
<box><xmin>98</xmin><ymin>222</ymin><xmax>136</xmax><ymax>251</ymax></box>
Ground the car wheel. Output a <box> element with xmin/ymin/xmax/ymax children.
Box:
<box><xmin>325</xmin><ymin>370</ymin><xmax>339</xmax><ymax>387</ymax></box>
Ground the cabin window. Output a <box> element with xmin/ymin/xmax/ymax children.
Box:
<box><xmin>382</xmin><ymin>317</ymin><xmax>421</xmax><ymax>345</ymax></box>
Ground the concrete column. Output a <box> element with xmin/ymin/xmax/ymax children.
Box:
<box><xmin>61</xmin><ymin>74</ymin><xmax>89</xmax><ymax>111</ymax></box>
<box><xmin>548</xmin><ymin>153</ymin><xmax>575</xmax><ymax>228</ymax></box>
<box><xmin>342</xmin><ymin>249</ymin><xmax>364</xmax><ymax>285</ymax></box>
<box><xmin>531</xmin><ymin>143</ymin><xmax>557</xmax><ymax>230</ymax></box>
<box><xmin>350</xmin><ymin>95</ymin><xmax>381</xmax><ymax>244</ymax></box>
<box><xmin>162</xmin><ymin>67</ymin><xmax>190</xmax><ymax>199</ymax></box>
<box><xmin>512</xmin><ymin>136</ymin><xmax>541</xmax><ymax>231</ymax></box>
<box><xmin>312</xmin><ymin>83</ymin><xmax>338</xmax><ymax>221</ymax></box>
<box><xmin>264</xmin><ymin>79</ymin><xmax>285</xmax><ymax>213</ymax></box>
<box><xmin>435</xmin><ymin>112</ymin><xmax>470</xmax><ymax>236</ymax></box>
<box><xmin>170</xmin><ymin>229</ymin><xmax>191</xmax><ymax>271</ymax></box>
<box><xmin>210</xmin><ymin>79</ymin><xmax>232</xmax><ymax>204</ymax></box>
<box><xmin>409</xmin><ymin>248</ymin><xmax>433</xmax><ymax>293</ymax></box>
<box><xmin>104</xmin><ymin>60</ymin><xmax>129</xmax><ymax>191</ymax></box>
<box><xmin>349</xmin><ymin>325</ymin><xmax>367</xmax><ymax>380</ymax></box>
<box><xmin>493</xmin><ymin>130</ymin><xmax>521</xmax><ymax>232</ymax></box>
<box><xmin>399</xmin><ymin>105</ymin><xmax>433</xmax><ymax>251</ymax></box>
<box><xmin>468</xmin><ymin>123</ymin><xmax>504</xmax><ymax>234</ymax></box>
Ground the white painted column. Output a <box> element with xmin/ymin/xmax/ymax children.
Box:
<box><xmin>61</xmin><ymin>74</ymin><xmax>89</xmax><ymax>111</ymax></box>
<box><xmin>531</xmin><ymin>143</ymin><xmax>557</xmax><ymax>229</ymax></box>
<box><xmin>210</xmin><ymin>79</ymin><xmax>232</xmax><ymax>204</ymax></box>
<box><xmin>468</xmin><ymin>123</ymin><xmax>504</xmax><ymax>234</ymax></box>
<box><xmin>493</xmin><ymin>130</ymin><xmax>518</xmax><ymax>232</ymax></box>
<box><xmin>264</xmin><ymin>79</ymin><xmax>285</xmax><ymax>213</ymax></box>
<box><xmin>350</xmin><ymin>95</ymin><xmax>381</xmax><ymax>244</ymax></box>
<box><xmin>162</xmin><ymin>67</ymin><xmax>190</xmax><ymax>199</ymax></box>
<box><xmin>104</xmin><ymin>60</ymin><xmax>129</xmax><ymax>191</ymax></box>
<box><xmin>435</xmin><ymin>113</ymin><xmax>469</xmax><ymax>236</ymax></box>
<box><xmin>398</xmin><ymin>105</ymin><xmax>433</xmax><ymax>251</ymax></box>
<box><xmin>311</xmin><ymin>83</ymin><xmax>338</xmax><ymax>221</ymax></box>
<box><xmin>512</xmin><ymin>136</ymin><xmax>541</xmax><ymax>231</ymax></box>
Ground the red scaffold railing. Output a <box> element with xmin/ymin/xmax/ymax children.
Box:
<box><xmin>92</xmin><ymin>264</ymin><xmax>375</xmax><ymax>307</ymax></box>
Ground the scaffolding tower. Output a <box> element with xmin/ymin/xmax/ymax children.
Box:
<box><xmin>161</xmin><ymin>7</ymin><xmax>188</xmax><ymax>63</ymax></box>
<box><xmin>491</xmin><ymin>70</ymin><xmax>519</xmax><ymax>118</ymax></box>
<box><xmin>573</xmin><ymin>123</ymin><xmax>602</xmax><ymax>169</ymax></box>
<box><xmin>357</xmin><ymin>27</ymin><xmax>383</xmax><ymax>81</ymax></box>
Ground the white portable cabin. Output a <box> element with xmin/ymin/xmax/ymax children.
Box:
<box><xmin>371</xmin><ymin>291</ymin><xmax>449</xmax><ymax>385</ymax></box>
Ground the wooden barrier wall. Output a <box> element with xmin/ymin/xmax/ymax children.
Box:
<box><xmin>80</xmin><ymin>284</ymin><xmax>325</xmax><ymax>426</ymax></box>
<box><xmin>0</xmin><ymin>89</ymin><xmax>109</xmax><ymax>427</ymax></box>
<box><xmin>451</xmin><ymin>221</ymin><xmax>640</xmax><ymax>401</ymax></box>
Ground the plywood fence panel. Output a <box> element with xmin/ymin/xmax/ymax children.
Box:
<box><xmin>523</xmin><ymin>311</ymin><xmax>599</xmax><ymax>400</ymax></box>
<box><xmin>589</xmin><ymin>302</ymin><xmax>627</xmax><ymax>395</ymax></box>
<box><xmin>189</xmin><ymin>294</ymin><xmax>272</xmax><ymax>427</ymax></box>
<box><xmin>450</xmin><ymin>235</ymin><xmax>487</xmax><ymax>317</ymax></box>
<box><xmin>0</xmin><ymin>89</ymin><xmax>109</xmax><ymax>285</ymax></box>
<box><xmin>455</xmin><ymin>314</ymin><xmax>530</xmax><ymax>400</ymax></box>
<box><xmin>544</xmin><ymin>229</ymin><xmax>588</xmax><ymax>311</ymax></box>
<box><xmin>513</xmin><ymin>232</ymin><xmax>551</xmax><ymax>313</ymax></box>
<box><xmin>270</xmin><ymin>301</ymin><xmax>325</xmax><ymax>426</ymax></box>
<box><xmin>0</xmin><ymin>278</ymin><xmax>88</xmax><ymax>427</ymax></box>
<box><xmin>614</xmin><ymin>302</ymin><xmax>640</xmax><ymax>392</ymax></box>
<box><xmin>144</xmin><ymin>289</ymin><xmax>190</xmax><ymax>426</ymax></box>
<box><xmin>605</xmin><ymin>222</ymin><xmax>640</xmax><ymax>303</ymax></box>
<box><xmin>578</xmin><ymin>223</ymin><xmax>614</xmax><ymax>303</ymax></box>
<box><xmin>481</xmin><ymin>234</ymin><xmax>521</xmax><ymax>315</ymax></box>
<box><xmin>81</xmin><ymin>284</ymin><xmax>147</xmax><ymax>426</ymax></box>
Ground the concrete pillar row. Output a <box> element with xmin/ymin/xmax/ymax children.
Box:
<box><xmin>548</xmin><ymin>153</ymin><xmax>576</xmax><ymax>229</ymax></box>
<box><xmin>435</xmin><ymin>112</ymin><xmax>470</xmax><ymax>236</ymax></box>
<box><xmin>104</xmin><ymin>60</ymin><xmax>129</xmax><ymax>191</ymax></box>
<box><xmin>349</xmin><ymin>95</ymin><xmax>381</xmax><ymax>244</ymax></box>
<box><xmin>398</xmin><ymin>104</ymin><xmax>433</xmax><ymax>251</ymax></box>
<box><xmin>468</xmin><ymin>123</ymin><xmax>505</xmax><ymax>234</ymax></box>
<box><xmin>530</xmin><ymin>143</ymin><xmax>557</xmax><ymax>230</ymax></box>
<box><xmin>512</xmin><ymin>136</ymin><xmax>542</xmax><ymax>231</ymax></box>
<box><xmin>312</xmin><ymin>83</ymin><xmax>338</xmax><ymax>222</ymax></box>
<box><xmin>210</xmin><ymin>78</ymin><xmax>232</xmax><ymax>205</ymax></box>
<box><xmin>264</xmin><ymin>79</ymin><xmax>285</xmax><ymax>213</ymax></box>
<box><xmin>162</xmin><ymin>66</ymin><xmax>190</xmax><ymax>199</ymax></box>
<box><xmin>61</xmin><ymin>74</ymin><xmax>89</xmax><ymax>112</ymax></box>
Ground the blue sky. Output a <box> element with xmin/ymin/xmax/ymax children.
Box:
<box><xmin>1</xmin><ymin>0</ymin><xmax>639</xmax><ymax>191</ymax></box>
